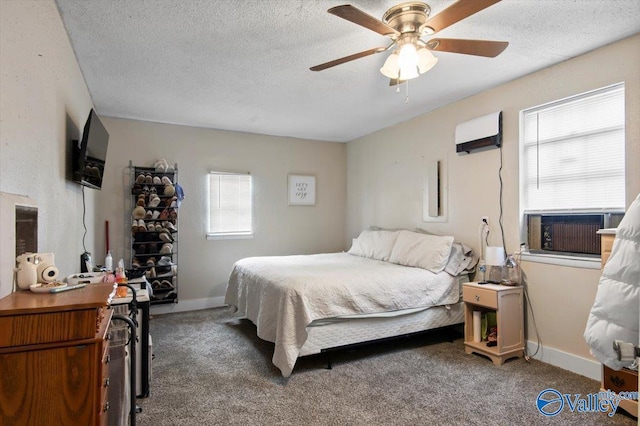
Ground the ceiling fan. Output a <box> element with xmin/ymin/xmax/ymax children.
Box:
<box><xmin>310</xmin><ymin>0</ymin><xmax>508</xmax><ymax>84</ymax></box>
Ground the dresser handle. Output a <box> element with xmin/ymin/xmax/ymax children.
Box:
<box><xmin>104</xmin><ymin>378</ymin><xmax>110</xmax><ymax>387</ymax></box>
<box><xmin>103</xmin><ymin>402</ymin><xmax>110</xmax><ymax>412</ymax></box>
<box><xmin>105</xmin><ymin>354</ymin><xmax>110</xmax><ymax>364</ymax></box>
<box><xmin>106</xmin><ymin>332</ymin><xmax>112</xmax><ymax>341</ymax></box>
<box><xmin>475</xmin><ymin>295</ymin><xmax>480</xmax><ymax>302</ymax></box>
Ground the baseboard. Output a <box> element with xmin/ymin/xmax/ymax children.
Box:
<box><xmin>526</xmin><ymin>340</ymin><xmax>601</xmax><ymax>381</ymax></box>
<box><xmin>150</xmin><ymin>296</ymin><xmax>226</xmax><ymax>315</ymax></box>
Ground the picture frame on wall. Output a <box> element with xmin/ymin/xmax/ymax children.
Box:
<box><xmin>288</xmin><ymin>174</ymin><xmax>316</xmax><ymax>206</ymax></box>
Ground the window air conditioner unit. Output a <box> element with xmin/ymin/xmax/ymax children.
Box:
<box><xmin>455</xmin><ymin>111</ymin><xmax>502</xmax><ymax>154</ymax></box>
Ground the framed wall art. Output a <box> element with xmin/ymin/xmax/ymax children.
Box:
<box><xmin>288</xmin><ymin>174</ymin><xmax>316</xmax><ymax>206</ymax></box>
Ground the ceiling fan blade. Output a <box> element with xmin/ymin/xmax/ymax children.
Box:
<box><xmin>329</xmin><ymin>5</ymin><xmax>400</xmax><ymax>37</ymax></box>
<box><xmin>310</xmin><ymin>47</ymin><xmax>386</xmax><ymax>71</ymax></box>
<box><xmin>426</xmin><ymin>38</ymin><xmax>508</xmax><ymax>57</ymax></box>
<box><xmin>423</xmin><ymin>0</ymin><xmax>501</xmax><ymax>34</ymax></box>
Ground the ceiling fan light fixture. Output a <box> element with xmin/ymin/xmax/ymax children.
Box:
<box><xmin>380</xmin><ymin>52</ymin><xmax>400</xmax><ymax>79</ymax></box>
<box><xmin>397</xmin><ymin>42</ymin><xmax>419</xmax><ymax>80</ymax></box>
<box><xmin>417</xmin><ymin>47</ymin><xmax>438</xmax><ymax>73</ymax></box>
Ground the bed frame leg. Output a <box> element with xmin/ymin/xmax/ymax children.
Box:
<box><xmin>325</xmin><ymin>352</ymin><xmax>332</xmax><ymax>370</ymax></box>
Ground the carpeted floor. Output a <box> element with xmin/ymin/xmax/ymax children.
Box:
<box><xmin>136</xmin><ymin>307</ymin><xmax>637</xmax><ymax>425</ymax></box>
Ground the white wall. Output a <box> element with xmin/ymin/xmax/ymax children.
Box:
<box><xmin>0</xmin><ymin>0</ymin><xmax>95</xmax><ymax>296</ymax></box>
<box><xmin>97</xmin><ymin>117</ymin><xmax>347</xmax><ymax>310</ymax></box>
<box><xmin>347</xmin><ymin>34</ymin><xmax>640</xmax><ymax>373</ymax></box>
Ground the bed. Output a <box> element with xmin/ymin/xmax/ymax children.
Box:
<box><xmin>225</xmin><ymin>229</ymin><xmax>477</xmax><ymax>377</ymax></box>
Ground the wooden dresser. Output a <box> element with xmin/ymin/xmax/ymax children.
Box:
<box><xmin>0</xmin><ymin>283</ymin><xmax>116</xmax><ymax>425</ymax></box>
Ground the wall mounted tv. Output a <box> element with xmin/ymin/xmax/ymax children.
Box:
<box><xmin>72</xmin><ymin>109</ymin><xmax>109</xmax><ymax>190</ymax></box>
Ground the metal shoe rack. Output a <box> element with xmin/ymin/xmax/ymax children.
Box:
<box><xmin>127</xmin><ymin>161</ymin><xmax>179</xmax><ymax>305</ymax></box>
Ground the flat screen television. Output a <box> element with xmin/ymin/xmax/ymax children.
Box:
<box><xmin>72</xmin><ymin>109</ymin><xmax>109</xmax><ymax>190</ymax></box>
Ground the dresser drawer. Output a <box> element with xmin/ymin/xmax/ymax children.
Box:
<box><xmin>603</xmin><ymin>365</ymin><xmax>638</xmax><ymax>396</ymax></box>
<box><xmin>601</xmin><ymin>234</ymin><xmax>615</xmax><ymax>268</ymax></box>
<box><xmin>463</xmin><ymin>286</ymin><xmax>498</xmax><ymax>309</ymax></box>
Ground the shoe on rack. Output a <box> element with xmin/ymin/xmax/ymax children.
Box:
<box><xmin>163</xmin><ymin>221</ymin><xmax>177</xmax><ymax>232</ymax></box>
<box><xmin>135</xmin><ymin>243</ymin><xmax>147</xmax><ymax>255</ymax></box>
<box><xmin>164</xmin><ymin>184</ymin><xmax>175</xmax><ymax>197</ymax></box>
<box><xmin>153</xmin><ymin>176</ymin><xmax>162</xmax><ymax>185</ymax></box>
<box><xmin>146</xmin><ymin>257</ymin><xmax>157</xmax><ymax>267</ymax></box>
<box><xmin>148</xmin><ymin>197</ymin><xmax>160</xmax><ymax>208</ymax></box>
<box><xmin>132</xmin><ymin>206</ymin><xmax>146</xmax><ymax>220</ymax></box>
<box><xmin>145</xmin><ymin>174</ymin><xmax>153</xmax><ymax>184</ymax></box>
<box><xmin>151</xmin><ymin>210</ymin><xmax>160</xmax><ymax>220</ymax></box>
<box><xmin>145</xmin><ymin>267</ymin><xmax>156</xmax><ymax>279</ymax></box>
<box><xmin>135</xmin><ymin>173</ymin><xmax>145</xmax><ymax>184</ymax></box>
<box><xmin>157</xmin><ymin>256</ymin><xmax>172</xmax><ymax>266</ymax></box>
<box><xmin>132</xmin><ymin>258</ymin><xmax>142</xmax><ymax>268</ymax></box>
<box><xmin>145</xmin><ymin>210</ymin><xmax>152</xmax><ymax>220</ymax></box>
<box><xmin>160</xmin><ymin>243</ymin><xmax>173</xmax><ymax>255</ymax></box>
<box><xmin>148</xmin><ymin>242</ymin><xmax>159</xmax><ymax>254</ymax></box>
<box><xmin>131</xmin><ymin>219</ymin><xmax>139</xmax><ymax>233</ymax></box>
<box><xmin>159</xmin><ymin>231</ymin><xmax>173</xmax><ymax>243</ymax></box>
<box><xmin>154</xmin><ymin>159</ymin><xmax>167</xmax><ymax>173</ymax></box>
<box><xmin>137</xmin><ymin>220</ymin><xmax>147</xmax><ymax>232</ymax></box>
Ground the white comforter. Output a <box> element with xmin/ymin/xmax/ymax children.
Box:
<box><xmin>584</xmin><ymin>193</ymin><xmax>640</xmax><ymax>370</ymax></box>
<box><xmin>225</xmin><ymin>252</ymin><xmax>459</xmax><ymax>377</ymax></box>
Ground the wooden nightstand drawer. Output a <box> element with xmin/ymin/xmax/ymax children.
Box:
<box><xmin>603</xmin><ymin>365</ymin><xmax>639</xmax><ymax>396</ymax></box>
<box><xmin>463</xmin><ymin>286</ymin><xmax>498</xmax><ymax>309</ymax></box>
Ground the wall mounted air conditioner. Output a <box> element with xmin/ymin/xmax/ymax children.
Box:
<box><xmin>455</xmin><ymin>111</ymin><xmax>502</xmax><ymax>153</ymax></box>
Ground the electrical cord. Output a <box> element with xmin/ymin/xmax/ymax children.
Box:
<box><xmin>496</xmin><ymin>144</ymin><xmax>541</xmax><ymax>361</ymax></box>
<box><xmin>82</xmin><ymin>185</ymin><xmax>87</xmax><ymax>253</ymax></box>
<box><xmin>498</xmin><ymin>143</ymin><xmax>506</xmax><ymax>254</ymax></box>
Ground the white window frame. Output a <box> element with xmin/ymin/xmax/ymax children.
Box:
<box><xmin>518</xmin><ymin>83</ymin><xmax>626</xmax><ymax>269</ymax></box>
<box><xmin>206</xmin><ymin>171</ymin><xmax>253</xmax><ymax>240</ymax></box>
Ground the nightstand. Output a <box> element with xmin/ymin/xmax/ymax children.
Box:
<box><xmin>463</xmin><ymin>282</ymin><xmax>524</xmax><ymax>365</ymax></box>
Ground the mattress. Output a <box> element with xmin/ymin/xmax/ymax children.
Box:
<box><xmin>299</xmin><ymin>301</ymin><xmax>464</xmax><ymax>356</ymax></box>
<box><xmin>299</xmin><ymin>274</ymin><xmax>468</xmax><ymax>356</ymax></box>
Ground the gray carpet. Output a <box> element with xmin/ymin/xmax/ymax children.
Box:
<box><xmin>136</xmin><ymin>308</ymin><xmax>636</xmax><ymax>425</ymax></box>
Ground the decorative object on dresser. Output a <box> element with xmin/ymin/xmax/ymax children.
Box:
<box><xmin>463</xmin><ymin>282</ymin><xmax>524</xmax><ymax>365</ymax></box>
<box><xmin>0</xmin><ymin>283</ymin><xmax>117</xmax><ymax>425</ymax></box>
<box><xmin>128</xmin><ymin>161</ymin><xmax>179</xmax><ymax>305</ymax></box>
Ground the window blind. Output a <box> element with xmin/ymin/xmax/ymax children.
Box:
<box><xmin>208</xmin><ymin>172</ymin><xmax>252</xmax><ymax>235</ymax></box>
<box><xmin>521</xmin><ymin>83</ymin><xmax>625</xmax><ymax>212</ymax></box>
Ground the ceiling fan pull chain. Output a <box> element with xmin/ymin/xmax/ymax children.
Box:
<box><xmin>405</xmin><ymin>78</ymin><xmax>410</xmax><ymax>104</ymax></box>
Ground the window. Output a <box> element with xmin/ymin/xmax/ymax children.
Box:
<box><xmin>520</xmin><ymin>83</ymin><xmax>625</xmax><ymax>261</ymax></box>
<box><xmin>207</xmin><ymin>172</ymin><xmax>252</xmax><ymax>238</ymax></box>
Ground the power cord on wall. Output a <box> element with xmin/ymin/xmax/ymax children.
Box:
<box><xmin>82</xmin><ymin>185</ymin><xmax>87</xmax><ymax>253</ymax></box>
<box><xmin>496</xmin><ymin>143</ymin><xmax>541</xmax><ymax>361</ymax></box>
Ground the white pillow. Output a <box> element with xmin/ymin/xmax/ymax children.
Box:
<box><xmin>347</xmin><ymin>229</ymin><xmax>400</xmax><ymax>261</ymax></box>
<box><xmin>388</xmin><ymin>230</ymin><xmax>454</xmax><ymax>273</ymax></box>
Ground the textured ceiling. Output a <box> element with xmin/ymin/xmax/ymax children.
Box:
<box><xmin>55</xmin><ymin>0</ymin><xmax>640</xmax><ymax>142</ymax></box>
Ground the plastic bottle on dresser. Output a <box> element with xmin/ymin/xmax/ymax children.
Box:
<box><xmin>105</xmin><ymin>250</ymin><xmax>113</xmax><ymax>272</ymax></box>
<box><xmin>115</xmin><ymin>259</ymin><xmax>128</xmax><ymax>297</ymax></box>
